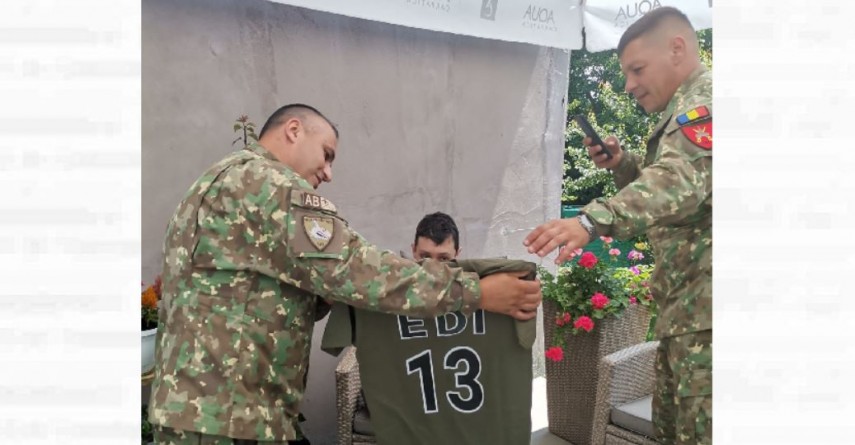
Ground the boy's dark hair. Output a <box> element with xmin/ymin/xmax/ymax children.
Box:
<box><xmin>414</xmin><ymin>212</ymin><xmax>460</xmax><ymax>251</ymax></box>
<box><xmin>259</xmin><ymin>103</ymin><xmax>339</xmax><ymax>139</ymax></box>
<box><xmin>617</xmin><ymin>6</ymin><xmax>694</xmax><ymax>57</ymax></box>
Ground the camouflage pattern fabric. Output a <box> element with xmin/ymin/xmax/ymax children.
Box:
<box><xmin>653</xmin><ymin>329</ymin><xmax>712</xmax><ymax>445</ymax></box>
<box><xmin>582</xmin><ymin>66</ymin><xmax>712</xmax><ymax>340</ymax></box>
<box><xmin>147</xmin><ymin>142</ymin><xmax>481</xmax><ymax>441</ymax></box>
<box><xmin>581</xmin><ymin>66</ymin><xmax>712</xmax><ymax>444</ymax></box>
<box><xmin>153</xmin><ymin>425</ymin><xmax>289</xmax><ymax>444</ymax></box>
<box><xmin>320</xmin><ymin>259</ymin><xmax>537</xmax><ymax>445</ymax></box>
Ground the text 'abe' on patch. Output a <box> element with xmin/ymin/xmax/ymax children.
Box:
<box><xmin>300</xmin><ymin>192</ymin><xmax>337</xmax><ymax>213</ymax></box>
<box><xmin>303</xmin><ymin>216</ymin><xmax>335</xmax><ymax>251</ymax></box>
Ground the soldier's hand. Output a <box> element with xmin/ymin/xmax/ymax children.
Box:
<box><xmin>523</xmin><ymin>218</ymin><xmax>591</xmax><ymax>264</ymax></box>
<box><xmin>583</xmin><ymin>136</ymin><xmax>622</xmax><ymax>169</ymax></box>
<box><xmin>478</xmin><ymin>271</ymin><xmax>542</xmax><ymax>321</ymax></box>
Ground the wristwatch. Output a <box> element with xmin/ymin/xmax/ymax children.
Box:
<box><xmin>576</xmin><ymin>213</ymin><xmax>597</xmax><ymax>242</ymax></box>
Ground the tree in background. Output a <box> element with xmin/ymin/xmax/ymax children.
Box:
<box><xmin>563</xmin><ymin>29</ymin><xmax>712</xmax><ymax>206</ymax></box>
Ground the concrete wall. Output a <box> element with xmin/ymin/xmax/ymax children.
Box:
<box><xmin>143</xmin><ymin>0</ymin><xmax>568</xmax><ymax>442</ymax></box>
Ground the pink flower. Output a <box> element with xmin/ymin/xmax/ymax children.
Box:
<box><xmin>556</xmin><ymin>312</ymin><xmax>572</xmax><ymax>326</ymax></box>
<box><xmin>629</xmin><ymin>296</ymin><xmax>638</xmax><ymax>304</ymax></box>
<box><xmin>590</xmin><ymin>292</ymin><xmax>610</xmax><ymax>310</ymax></box>
<box><xmin>565</xmin><ymin>247</ymin><xmax>584</xmax><ymax>259</ymax></box>
<box><xmin>599</xmin><ymin>236</ymin><xmax>614</xmax><ymax>244</ymax></box>
<box><xmin>578</xmin><ymin>252</ymin><xmax>598</xmax><ymax>269</ymax></box>
<box><xmin>545</xmin><ymin>346</ymin><xmax>564</xmax><ymax>362</ymax></box>
<box><xmin>645</xmin><ymin>294</ymin><xmax>653</xmax><ymax>301</ymax></box>
<box><xmin>574</xmin><ymin>315</ymin><xmax>594</xmax><ymax>332</ymax></box>
<box><xmin>627</xmin><ymin>250</ymin><xmax>645</xmax><ymax>261</ymax></box>
<box><xmin>630</xmin><ymin>266</ymin><xmax>640</xmax><ymax>275</ymax></box>
<box><xmin>608</xmin><ymin>248</ymin><xmax>621</xmax><ymax>256</ymax></box>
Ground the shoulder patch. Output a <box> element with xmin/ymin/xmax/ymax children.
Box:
<box><xmin>292</xmin><ymin>190</ymin><xmax>337</xmax><ymax>213</ymax></box>
<box><xmin>680</xmin><ymin>121</ymin><xmax>713</xmax><ymax>150</ymax></box>
<box><xmin>303</xmin><ymin>215</ymin><xmax>335</xmax><ymax>251</ymax></box>
<box><xmin>675</xmin><ymin>106</ymin><xmax>710</xmax><ymax>126</ymax></box>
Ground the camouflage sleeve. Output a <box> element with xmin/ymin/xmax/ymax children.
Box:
<box><xmin>270</xmin><ymin>188</ymin><xmax>482</xmax><ymax>318</ymax></box>
<box><xmin>611</xmin><ymin>149</ymin><xmax>644</xmax><ymax>190</ymax></box>
<box><xmin>581</xmin><ymin>119</ymin><xmax>712</xmax><ymax>240</ymax></box>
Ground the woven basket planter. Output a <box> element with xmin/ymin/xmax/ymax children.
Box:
<box><xmin>544</xmin><ymin>300</ymin><xmax>651</xmax><ymax>445</ymax></box>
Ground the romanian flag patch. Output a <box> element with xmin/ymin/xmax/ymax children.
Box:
<box><xmin>676</xmin><ymin>106</ymin><xmax>712</xmax><ymax>150</ymax></box>
<box><xmin>676</xmin><ymin>106</ymin><xmax>710</xmax><ymax>125</ymax></box>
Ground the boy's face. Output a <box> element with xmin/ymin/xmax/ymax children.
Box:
<box><xmin>412</xmin><ymin>236</ymin><xmax>458</xmax><ymax>262</ymax></box>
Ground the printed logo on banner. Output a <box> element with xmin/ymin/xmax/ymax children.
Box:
<box><xmin>480</xmin><ymin>0</ymin><xmax>498</xmax><ymax>20</ymax></box>
<box><xmin>405</xmin><ymin>0</ymin><xmax>452</xmax><ymax>13</ymax></box>
<box><xmin>614</xmin><ymin>0</ymin><xmax>662</xmax><ymax>28</ymax></box>
<box><xmin>522</xmin><ymin>4</ymin><xmax>558</xmax><ymax>32</ymax></box>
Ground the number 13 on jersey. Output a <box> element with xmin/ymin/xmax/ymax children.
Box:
<box><xmin>405</xmin><ymin>347</ymin><xmax>485</xmax><ymax>414</ymax></box>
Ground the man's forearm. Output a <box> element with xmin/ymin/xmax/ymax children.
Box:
<box><xmin>611</xmin><ymin>150</ymin><xmax>643</xmax><ymax>190</ymax></box>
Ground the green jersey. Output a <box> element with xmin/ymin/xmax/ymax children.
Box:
<box><xmin>322</xmin><ymin>259</ymin><xmax>536</xmax><ymax>445</ymax></box>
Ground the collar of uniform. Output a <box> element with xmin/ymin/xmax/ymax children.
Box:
<box><xmin>655</xmin><ymin>66</ymin><xmax>709</xmax><ymax>134</ymax></box>
<box><xmin>665</xmin><ymin>66</ymin><xmax>708</xmax><ymax>118</ymax></box>
<box><xmin>244</xmin><ymin>142</ymin><xmax>316</xmax><ymax>190</ymax></box>
<box><xmin>244</xmin><ymin>141</ymin><xmax>280</xmax><ymax>163</ymax></box>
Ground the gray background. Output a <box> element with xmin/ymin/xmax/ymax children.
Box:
<box><xmin>142</xmin><ymin>0</ymin><xmax>568</xmax><ymax>442</ymax></box>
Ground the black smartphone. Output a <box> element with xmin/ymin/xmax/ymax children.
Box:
<box><xmin>572</xmin><ymin>115</ymin><xmax>612</xmax><ymax>160</ymax></box>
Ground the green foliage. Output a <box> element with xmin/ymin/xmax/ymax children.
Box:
<box><xmin>613</xmin><ymin>263</ymin><xmax>658</xmax><ymax>340</ymax></box>
<box><xmin>538</xmin><ymin>240</ymin><xmax>656</xmax><ymax>352</ymax></box>
<box><xmin>563</xmin><ymin>29</ymin><xmax>713</xmax><ymax>206</ymax></box>
<box><xmin>232</xmin><ymin>115</ymin><xmax>259</xmax><ymax>147</ymax></box>
<box><xmin>142</xmin><ymin>405</ymin><xmax>153</xmax><ymax>444</ymax></box>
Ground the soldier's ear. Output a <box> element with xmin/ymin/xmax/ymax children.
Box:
<box><xmin>282</xmin><ymin>117</ymin><xmax>302</xmax><ymax>143</ymax></box>
<box><xmin>669</xmin><ymin>35</ymin><xmax>687</xmax><ymax>64</ymax></box>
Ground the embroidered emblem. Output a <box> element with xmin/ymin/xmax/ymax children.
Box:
<box><xmin>675</xmin><ymin>106</ymin><xmax>710</xmax><ymax>125</ymax></box>
<box><xmin>303</xmin><ymin>216</ymin><xmax>335</xmax><ymax>251</ymax></box>
<box><xmin>680</xmin><ymin>121</ymin><xmax>712</xmax><ymax>150</ymax></box>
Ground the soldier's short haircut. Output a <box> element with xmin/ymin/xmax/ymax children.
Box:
<box><xmin>414</xmin><ymin>212</ymin><xmax>460</xmax><ymax>251</ymax></box>
<box><xmin>259</xmin><ymin>103</ymin><xmax>339</xmax><ymax>139</ymax></box>
<box><xmin>617</xmin><ymin>6</ymin><xmax>695</xmax><ymax>57</ymax></box>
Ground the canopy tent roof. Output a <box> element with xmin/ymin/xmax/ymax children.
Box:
<box><xmin>269</xmin><ymin>0</ymin><xmax>711</xmax><ymax>51</ymax></box>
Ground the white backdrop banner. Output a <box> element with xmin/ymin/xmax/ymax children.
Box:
<box><xmin>583</xmin><ymin>0</ymin><xmax>712</xmax><ymax>52</ymax></box>
<box><xmin>267</xmin><ymin>0</ymin><xmax>584</xmax><ymax>50</ymax></box>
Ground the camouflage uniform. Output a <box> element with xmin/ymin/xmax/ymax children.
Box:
<box><xmin>148</xmin><ymin>142</ymin><xmax>482</xmax><ymax>442</ymax></box>
<box><xmin>582</xmin><ymin>66</ymin><xmax>712</xmax><ymax>444</ymax></box>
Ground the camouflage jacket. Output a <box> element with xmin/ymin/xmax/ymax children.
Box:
<box><xmin>582</xmin><ymin>67</ymin><xmax>712</xmax><ymax>339</ymax></box>
<box><xmin>147</xmin><ymin>142</ymin><xmax>481</xmax><ymax>441</ymax></box>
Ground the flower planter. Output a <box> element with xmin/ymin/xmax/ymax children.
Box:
<box><xmin>141</xmin><ymin>328</ymin><xmax>157</xmax><ymax>374</ymax></box>
<box><xmin>543</xmin><ymin>300</ymin><xmax>651</xmax><ymax>445</ymax></box>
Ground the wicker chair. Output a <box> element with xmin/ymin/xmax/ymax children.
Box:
<box><xmin>334</xmin><ymin>346</ymin><xmax>377</xmax><ymax>445</ymax></box>
<box><xmin>593</xmin><ymin>341</ymin><xmax>660</xmax><ymax>445</ymax></box>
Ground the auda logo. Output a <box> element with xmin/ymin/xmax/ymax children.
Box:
<box><xmin>614</xmin><ymin>0</ymin><xmax>662</xmax><ymax>27</ymax></box>
<box><xmin>522</xmin><ymin>4</ymin><xmax>557</xmax><ymax>31</ymax></box>
<box><xmin>480</xmin><ymin>0</ymin><xmax>498</xmax><ymax>21</ymax></box>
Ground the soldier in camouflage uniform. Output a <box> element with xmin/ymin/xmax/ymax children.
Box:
<box><xmin>524</xmin><ymin>7</ymin><xmax>711</xmax><ymax>445</ymax></box>
<box><xmin>148</xmin><ymin>104</ymin><xmax>542</xmax><ymax>444</ymax></box>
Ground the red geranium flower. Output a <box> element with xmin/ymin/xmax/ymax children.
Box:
<box><xmin>590</xmin><ymin>292</ymin><xmax>610</xmax><ymax>310</ymax></box>
<box><xmin>574</xmin><ymin>315</ymin><xmax>594</xmax><ymax>332</ymax></box>
<box><xmin>578</xmin><ymin>251</ymin><xmax>598</xmax><ymax>269</ymax></box>
<box><xmin>545</xmin><ymin>346</ymin><xmax>564</xmax><ymax>362</ymax></box>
